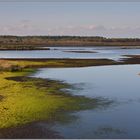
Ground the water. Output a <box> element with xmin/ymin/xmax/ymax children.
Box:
<box><xmin>32</xmin><ymin>65</ymin><xmax>140</xmax><ymax>138</ymax></box>
<box><xmin>1</xmin><ymin>46</ymin><xmax>140</xmax><ymax>60</ymax></box>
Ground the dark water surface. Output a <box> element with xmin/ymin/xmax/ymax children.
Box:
<box><xmin>32</xmin><ymin>65</ymin><xmax>140</xmax><ymax>138</ymax></box>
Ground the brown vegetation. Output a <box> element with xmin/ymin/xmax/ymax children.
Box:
<box><xmin>0</xmin><ymin>36</ymin><xmax>140</xmax><ymax>50</ymax></box>
<box><xmin>0</xmin><ymin>60</ymin><xmax>22</xmax><ymax>71</ymax></box>
<box><xmin>0</xmin><ymin>55</ymin><xmax>140</xmax><ymax>72</ymax></box>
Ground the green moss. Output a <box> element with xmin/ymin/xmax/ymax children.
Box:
<box><xmin>0</xmin><ymin>69</ymin><xmax>104</xmax><ymax>128</ymax></box>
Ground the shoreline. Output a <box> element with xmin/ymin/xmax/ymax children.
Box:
<box><xmin>1</xmin><ymin>36</ymin><xmax>140</xmax><ymax>49</ymax></box>
<box><xmin>0</xmin><ymin>48</ymin><xmax>50</xmax><ymax>51</ymax></box>
<box><xmin>0</xmin><ymin>121</ymin><xmax>63</xmax><ymax>139</ymax></box>
<box><xmin>0</xmin><ymin>55</ymin><xmax>140</xmax><ymax>138</ymax></box>
<box><xmin>0</xmin><ymin>55</ymin><xmax>140</xmax><ymax>69</ymax></box>
<box><xmin>0</xmin><ymin>67</ymin><xmax>111</xmax><ymax>138</ymax></box>
<box><xmin>0</xmin><ymin>46</ymin><xmax>140</xmax><ymax>51</ymax></box>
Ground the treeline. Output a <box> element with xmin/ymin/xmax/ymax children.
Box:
<box><xmin>0</xmin><ymin>35</ymin><xmax>140</xmax><ymax>50</ymax></box>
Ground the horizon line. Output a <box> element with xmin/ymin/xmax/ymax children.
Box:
<box><xmin>0</xmin><ymin>35</ymin><xmax>140</xmax><ymax>39</ymax></box>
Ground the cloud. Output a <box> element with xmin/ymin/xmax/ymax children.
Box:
<box><xmin>18</xmin><ymin>20</ymin><xmax>32</xmax><ymax>29</ymax></box>
<box><xmin>0</xmin><ymin>20</ymin><xmax>35</xmax><ymax>35</ymax></box>
<box><xmin>0</xmin><ymin>21</ymin><xmax>140</xmax><ymax>38</ymax></box>
<box><xmin>45</xmin><ymin>25</ymin><xmax>107</xmax><ymax>36</ymax></box>
<box><xmin>47</xmin><ymin>25</ymin><xmax>140</xmax><ymax>37</ymax></box>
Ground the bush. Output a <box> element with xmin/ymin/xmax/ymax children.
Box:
<box><xmin>0</xmin><ymin>61</ymin><xmax>22</xmax><ymax>72</ymax></box>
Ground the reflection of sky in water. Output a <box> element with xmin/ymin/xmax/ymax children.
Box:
<box><xmin>33</xmin><ymin>65</ymin><xmax>140</xmax><ymax>100</ymax></box>
<box><xmin>32</xmin><ymin>65</ymin><xmax>140</xmax><ymax>138</ymax></box>
<box><xmin>0</xmin><ymin>47</ymin><xmax>140</xmax><ymax>60</ymax></box>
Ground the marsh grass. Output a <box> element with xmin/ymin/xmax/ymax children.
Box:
<box><xmin>0</xmin><ymin>59</ymin><xmax>115</xmax><ymax>128</ymax></box>
<box><xmin>0</xmin><ymin>68</ymin><xmax>106</xmax><ymax>128</ymax></box>
<box><xmin>0</xmin><ymin>59</ymin><xmax>117</xmax><ymax>71</ymax></box>
<box><xmin>0</xmin><ymin>60</ymin><xmax>22</xmax><ymax>71</ymax></box>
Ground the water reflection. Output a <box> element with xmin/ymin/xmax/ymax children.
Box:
<box><xmin>0</xmin><ymin>46</ymin><xmax>140</xmax><ymax>60</ymax></box>
<box><xmin>32</xmin><ymin>65</ymin><xmax>140</xmax><ymax>138</ymax></box>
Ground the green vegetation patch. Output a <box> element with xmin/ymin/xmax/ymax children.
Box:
<box><xmin>0</xmin><ymin>69</ymin><xmax>107</xmax><ymax>128</ymax></box>
<box><xmin>0</xmin><ymin>59</ymin><xmax>117</xmax><ymax>71</ymax></box>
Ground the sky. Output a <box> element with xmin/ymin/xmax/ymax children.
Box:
<box><xmin>0</xmin><ymin>2</ymin><xmax>140</xmax><ymax>37</ymax></box>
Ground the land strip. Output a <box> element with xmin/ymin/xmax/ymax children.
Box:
<box><xmin>1</xmin><ymin>36</ymin><xmax>140</xmax><ymax>50</ymax></box>
<box><xmin>0</xmin><ymin>55</ymin><xmax>140</xmax><ymax>71</ymax></box>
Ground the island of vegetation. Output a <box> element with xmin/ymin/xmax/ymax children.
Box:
<box><xmin>1</xmin><ymin>35</ymin><xmax>140</xmax><ymax>50</ymax></box>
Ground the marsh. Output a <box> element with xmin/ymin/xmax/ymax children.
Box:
<box><xmin>1</xmin><ymin>47</ymin><xmax>140</xmax><ymax>138</ymax></box>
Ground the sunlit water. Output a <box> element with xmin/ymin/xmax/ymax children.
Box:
<box><xmin>32</xmin><ymin>65</ymin><xmax>140</xmax><ymax>138</ymax></box>
<box><xmin>1</xmin><ymin>46</ymin><xmax>140</xmax><ymax>60</ymax></box>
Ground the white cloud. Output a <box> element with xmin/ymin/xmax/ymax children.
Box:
<box><xmin>0</xmin><ymin>20</ymin><xmax>35</xmax><ymax>35</ymax></box>
<box><xmin>0</xmin><ymin>21</ymin><xmax>140</xmax><ymax>38</ymax></box>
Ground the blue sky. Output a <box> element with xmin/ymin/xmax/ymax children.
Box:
<box><xmin>0</xmin><ymin>2</ymin><xmax>140</xmax><ymax>37</ymax></box>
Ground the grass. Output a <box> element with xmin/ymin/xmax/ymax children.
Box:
<box><xmin>0</xmin><ymin>68</ymin><xmax>103</xmax><ymax>128</ymax></box>
<box><xmin>0</xmin><ymin>59</ymin><xmax>117</xmax><ymax>71</ymax></box>
<box><xmin>1</xmin><ymin>54</ymin><xmax>140</xmax><ymax>71</ymax></box>
<box><xmin>0</xmin><ymin>58</ymin><xmax>117</xmax><ymax>128</ymax></box>
<box><xmin>0</xmin><ymin>60</ymin><xmax>22</xmax><ymax>71</ymax></box>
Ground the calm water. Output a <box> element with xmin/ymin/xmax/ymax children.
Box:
<box><xmin>32</xmin><ymin>65</ymin><xmax>140</xmax><ymax>138</ymax></box>
<box><xmin>1</xmin><ymin>46</ymin><xmax>140</xmax><ymax>60</ymax></box>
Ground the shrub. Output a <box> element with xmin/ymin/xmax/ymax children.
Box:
<box><xmin>0</xmin><ymin>60</ymin><xmax>22</xmax><ymax>72</ymax></box>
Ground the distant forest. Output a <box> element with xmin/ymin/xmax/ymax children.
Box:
<box><xmin>0</xmin><ymin>35</ymin><xmax>140</xmax><ymax>50</ymax></box>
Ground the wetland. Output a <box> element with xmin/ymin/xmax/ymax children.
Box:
<box><xmin>0</xmin><ymin>46</ymin><xmax>140</xmax><ymax>138</ymax></box>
